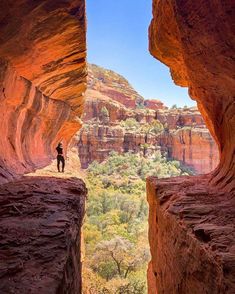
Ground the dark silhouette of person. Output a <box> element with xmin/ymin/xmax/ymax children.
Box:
<box><xmin>56</xmin><ymin>142</ymin><xmax>65</xmax><ymax>172</ymax></box>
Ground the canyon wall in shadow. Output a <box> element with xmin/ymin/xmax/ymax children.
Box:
<box><xmin>147</xmin><ymin>0</ymin><xmax>235</xmax><ymax>293</ymax></box>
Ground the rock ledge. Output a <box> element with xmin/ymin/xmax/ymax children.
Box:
<box><xmin>0</xmin><ymin>176</ymin><xmax>87</xmax><ymax>294</ymax></box>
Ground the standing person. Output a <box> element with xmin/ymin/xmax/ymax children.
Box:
<box><xmin>56</xmin><ymin>142</ymin><xmax>65</xmax><ymax>172</ymax></box>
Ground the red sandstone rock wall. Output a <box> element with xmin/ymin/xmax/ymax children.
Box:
<box><xmin>157</xmin><ymin>127</ymin><xmax>219</xmax><ymax>174</ymax></box>
<box><xmin>147</xmin><ymin>176</ymin><xmax>235</xmax><ymax>294</ymax></box>
<box><xmin>156</xmin><ymin>108</ymin><xmax>204</xmax><ymax>129</ymax></box>
<box><xmin>149</xmin><ymin>0</ymin><xmax>235</xmax><ymax>191</ymax></box>
<box><xmin>0</xmin><ymin>176</ymin><xmax>87</xmax><ymax>293</ymax></box>
<box><xmin>144</xmin><ymin>99</ymin><xmax>167</xmax><ymax>110</ymax></box>
<box><xmin>79</xmin><ymin>106</ymin><xmax>219</xmax><ymax>174</ymax></box>
<box><xmin>82</xmin><ymin>90</ymin><xmax>134</xmax><ymax>122</ymax></box>
<box><xmin>78</xmin><ymin>65</ymin><xmax>218</xmax><ymax>173</ymax></box>
<box><xmin>148</xmin><ymin>0</ymin><xmax>235</xmax><ymax>292</ymax></box>
<box><xmin>88</xmin><ymin>64</ymin><xmax>144</xmax><ymax>108</ymax></box>
<box><xmin>78</xmin><ymin>123</ymin><xmax>158</xmax><ymax>168</ymax></box>
<box><xmin>0</xmin><ymin>0</ymin><xmax>87</xmax><ymax>183</ymax></box>
<box><xmin>78</xmin><ymin>66</ymin><xmax>219</xmax><ymax>173</ymax></box>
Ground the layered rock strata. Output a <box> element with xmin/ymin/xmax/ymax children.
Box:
<box><xmin>78</xmin><ymin>124</ymin><xmax>158</xmax><ymax>169</ymax></box>
<box><xmin>0</xmin><ymin>1</ymin><xmax>87</xmax><ymax>293</ymax></box>
<box><xmin>88</xmin><ymin>64</ymin><xmax>144</xmax><ymax>108</ymax></box>
<box><xmin>148</xmin><ymin>0</ymin><xmax>235</xmax><ymax>292</ymax></box>
<box><xmin>147</xmin><ymin>176</ymin><xmax>235</xmax><ymax>293</ymax></box>
<box><xmin>149</xmin><ymin>0</ymin><xmax>235</xmax><ymax>190</ymax></box>
<box><xmin>0</xmin><ymin>0</ymin><xmax>87</xmax><ymax>183</ymax></box>
<box><xmin>0</xmin><ymin>176</ymin><xmax>87</xmax><ymax>293</ymax></box>
<box><xmin>158</xmin><ymin>127</ymin><xmax>219</xmax><ymax>174</ymax></box>
<box><xmin>78</xmin><ymin>65</ymin><xmax>219</xmax><ymax>173</ymax></box>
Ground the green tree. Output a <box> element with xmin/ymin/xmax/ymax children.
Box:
<box><xmin>100</xmin><ymin>106</ymin><xmax>110</xmax><ymax>123</ymax></box>
<box><xmin>120</xmin><ymin>118</ymin><xmax>140</xmax><ymax>130</ymax></box>
<box><xmin>92</xmin><ymin>237</ymin><xmax>149</xmax><ymax>280</ymax></box>
<box><xmin>83</xmin><ymin>150</ymin><xmax>193</xmax><ymax>293</ymax></box>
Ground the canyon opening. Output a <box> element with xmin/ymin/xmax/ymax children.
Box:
<box><xmin>0</xmin><ymin>1</ymin><xmax>234</xmax><ymax>294</ymax></box>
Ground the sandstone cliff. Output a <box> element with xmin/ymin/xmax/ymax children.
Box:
<box><xmin>147</xmin><ymin>175</ymin><xmax>235</xmax><ymax>294</ymax></box>
<box><xmin>147</xmin><ymin>0</ymin><xmax>235</xmax><ymax>293</ymax></box>
<box><xmin>0</xmin><ymin>0</ymin><xmax>87</xmax><ymax>183</ymax></box>
<box><xmin>78</xmin><ymin>64</ymin><xmax>219</xmax><ymax>174</ymax></box>
<box><xmin>0</xmin><ymin>1</ymin><xmax>87</xmax><ymax>293</ymax></box>
<box><xmin>158</xmin><ymin>127</ymin><xmax>219</xmax><ymax>174</ymax></box>
<box><xmin>88</xmin><ymin>64</ymin><xmax>144</xmax><ymax>108</ymax></box>
<box><xmin>149</xmin><ymin>0</ymin><xmax>235</xmax><ymax>191</ymax></box>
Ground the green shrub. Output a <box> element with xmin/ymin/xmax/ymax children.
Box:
<box><xmin>84</xmin><ymin>150</ymin><xmax>192</xmax><ymax>292</ymax></box>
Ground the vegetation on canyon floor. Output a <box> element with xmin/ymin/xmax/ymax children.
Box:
<box><xmin>120</xmin><ymin>118</ymin><xmax>164</xmax><ymax>135</ymax></box>
<box><xmin>83</xmin><ymin>151</ymin><xmax>191</xmax><ymax>293</ymax></box>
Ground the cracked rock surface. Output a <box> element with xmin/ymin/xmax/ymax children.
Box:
<box><xmin>0</xmin><ymin>176</ymin><xmax>86</xmax><ymax>294</ymax></box>
<box><xmin>147</xmin><ymin>175</ymin><xmax>235</xmax><ymax>294</ymax></box>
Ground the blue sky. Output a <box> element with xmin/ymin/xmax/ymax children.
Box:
<box><xmin>86</xmin><ymin>0</ymin><xmax>195</xmax><ymax>107</ymax></box>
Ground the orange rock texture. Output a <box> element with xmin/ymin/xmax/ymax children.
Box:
<box><xmin>148</xmin><ymin>0</ymin><xmax>235</xmax><ymax>293</ymax></box>
<box><xmin>158</xmin><ymin>127</ymin><xmax>219</xmax><ymax>174</ymax></box>
<box><xmin>0</xmin><ymin>0</ymin><xmax>87</xmax><ymax>183</ymax></box>
<box><xmin>149</xmin><ymin>0</ymin><xmax>235</xmax><ymax>190</ymax></box>
<box><xmin>87</xmin><ymin>64</ymin><xmax>144</xmax><ymax>109</ymax></box>
<box><xmin>144</xmin><ymin>99</ymin><xmax>167</xmax><ymax>111</ymax></box>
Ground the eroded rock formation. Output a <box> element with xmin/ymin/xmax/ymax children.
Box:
<box><xmin>148</xmin><ymin>0</ymin><xmax>235</xmax><ymax>293</ymax></box>
<box><xmin>158</xmin><ymin>127</ymin><xmax>219</xmax><ymax>174</ymax></box>
<box><xmin>147</xmin><ymin>176</ymin><xmax>235</xmax><ymax>294</ymax></box>
<box><xmin>87</xmin><ymin>64</ymin><xmax>144</xmax><ymax>109</ymax></box>
<box><xmin>0</xmin><ymin>176</ymin><xmax>87</xmax><ymax>293</ymax></box>
<box><xmin>0</xmin><ymin>0</ymin><xmax>87</xmax><ymax>183</ymax></box>
<box><xmin>0</xmin><ymin>1</ymin><xmax>87</xmax><ymax>293</ymax></box>
<box><xmin>78</xmin><ymin>64</ymin><xmax>219</xmax><ymax>173</ymax></box>
<box><xmin>149</xmin><ymin>0</ymin><xmax>235</xmax><ymax>190</ymax></box>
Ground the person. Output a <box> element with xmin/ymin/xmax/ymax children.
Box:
<box><xmin>56</xmin><ymin>142</ymin><xmax>65</xmax><ymax>172</ymax></box>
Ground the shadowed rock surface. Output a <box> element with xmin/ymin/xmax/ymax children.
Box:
<box><xmin>147</xmin><ymin>176</ymin><xmax>235</xmax><ymax>294</ymax></box>
<box><xmin>148</xmin><ymin>0</ymin><xmax>235</xmax><ymax>292</ymax></box>
<box><xmin>0</xmin><ymin>176</ymin><xmax>87</xmax><ymax>294</ymax></box>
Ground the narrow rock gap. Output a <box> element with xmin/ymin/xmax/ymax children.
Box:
<box><xmin>0</xmin><ymin>0</ymin><xmax>234</xmax><ymax>293</ymax></box>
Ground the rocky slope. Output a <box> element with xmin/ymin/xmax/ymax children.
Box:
<box><xmin>78</xmin><ymin>64</ymin><xmax>219</xmax><ymax>174</ymax></box>
<box><xmin>0</xmin><ymin>0</ymin><xmax>87</xmax><ymax>183</ymax></box>
<box><xmin>87</xmin><ymin>64</ymin><xmax>145</xmax><ymax>109</ymax></box>
<box><xmin>148</xmin><ymin>0</ymin><xmax>235</xmax><ymax>293</ymax></box>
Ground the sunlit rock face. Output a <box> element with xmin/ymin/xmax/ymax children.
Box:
<box><xmin>0</xmin><ymin>0</ymin><xmax>87</xmax><ymax>182</ymax></box>
<box><xmin>78</xmin><ymin>64</ymin><xmax>218</xmax><ymax>173</ymax></box>
<box><xmin>87</xmin><ymin>64</ymin><xmax>144</xmax><ymax>109</ymax></box>
<box><xmin>158</xmin><ymin>127</ymin><xmax>219</xmax><ymax>174</ymax></box>
<box><xmin>148</xmin><ymin>0</ymin><xmax>235</xmax><ymax>293</ymax></box>
<box><xmin>144</xmin><ymin>99</ymin><xmax>167</xmax><ymax>111</ymax></box>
